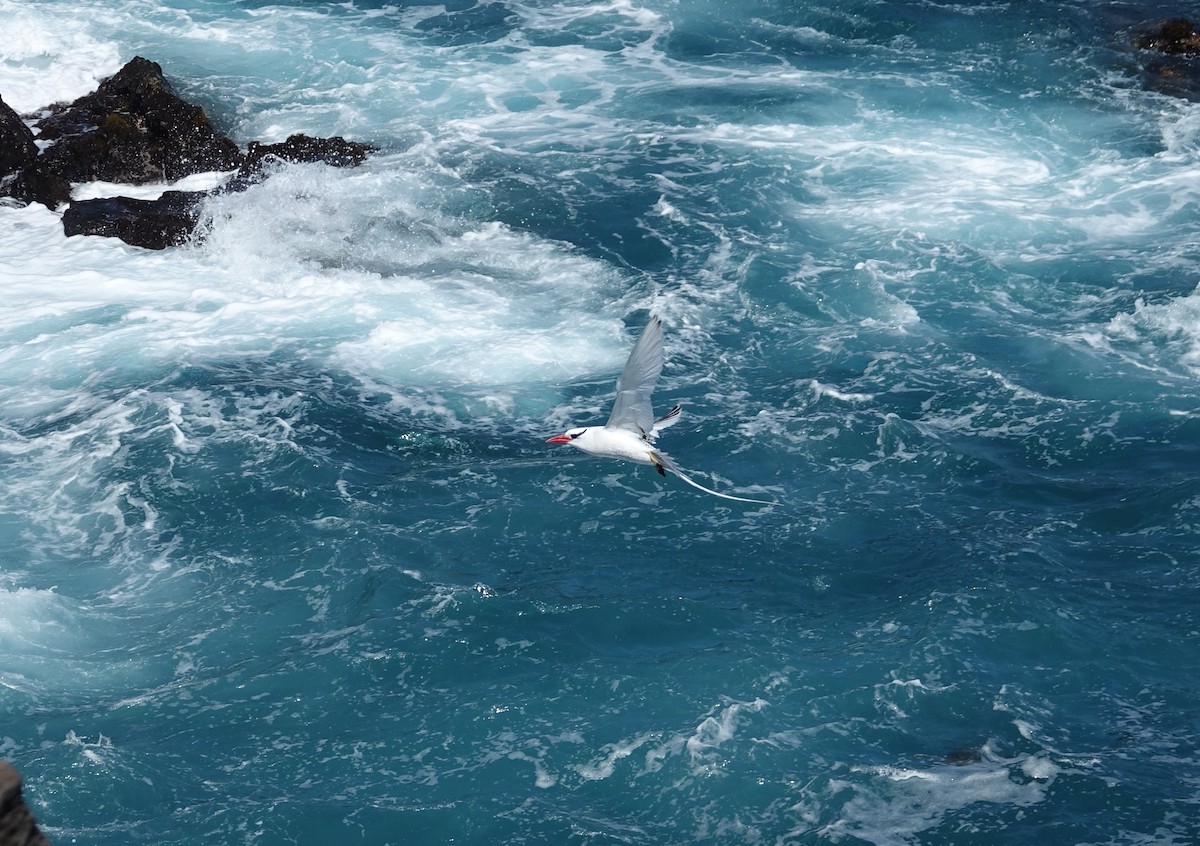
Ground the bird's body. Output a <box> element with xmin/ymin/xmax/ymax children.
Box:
<box><xmin>546</xmin><ymin>316</ymin><xmax>775</xmax><ymax>506</ymax></box>
<box><xmin>546</xmin><ymin>405</ymin><xmax>680</xmax><ymax>470</ymax></box>
<box><xmin>556</xmin><ymin>427</ymin><xmax>657</xmax><ymax>466</ymax></box>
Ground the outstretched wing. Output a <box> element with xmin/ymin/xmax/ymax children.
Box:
<box><xmin>605</xmin><ymin>315</ymin><xmax>663</xmax><ymax>436</ymax></box>
<box><xmin>649</xmin><ymin>404</ymin><xmax>682</xmax><ymax>441</ymax></box>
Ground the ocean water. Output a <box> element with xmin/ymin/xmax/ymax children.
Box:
<box><xmin>3</xmin><ymin>0</ymin><xmax>1200</xmax><ymax>843</ymax></box>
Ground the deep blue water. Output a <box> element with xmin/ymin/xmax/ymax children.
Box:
<box><xmin>2</xmin><ymin>0</ymin><xmax>1200</xmax><ymax>843</ymax></box>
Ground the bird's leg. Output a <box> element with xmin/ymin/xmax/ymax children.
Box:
<box><xmin>649</xmin><ymin>452</ymin><xmax>666</xmax><ymax>476</ymax></box>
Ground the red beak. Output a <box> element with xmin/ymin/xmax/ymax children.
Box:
<box><xmin>546</xmin><ymin>434</ymin><xmax>572</xmax><ymax>444</ymax></box>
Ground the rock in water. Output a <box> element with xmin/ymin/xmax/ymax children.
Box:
<box><xmin>223</xmin><ymin>133</ymin><xmax>379</xmax><ymax>191</ymax></box>
<box><xmin>1130</xmin><ymin>18</ymin><xmax>1200</xmax><ymax>100</ymax></box>
<box><xmin>0</xmin><ymin>762</ymin><xmax>51</xmax><ymax>846</ymax></box>
<box><xmin>0</xmin><ymin>56</ymin><xmax>377</xmax><ymax>246</ymax></box>
<box><xmin>243</xmin><ymin>134</ymin><xmax>375</xmax><ymax>173</ymax></box>
<box><xmin>1133</xmin><ymin>18</ymin><xmax>1200</xmax><ymax>55</ymax></box>
<box><xmin>35</xmin><ymin>56</ymin><xmax>244</xmax><ymax>185</ymax></box>
<box><xmin>61</xmin><ymin>133</ymin><xmax>381</xmax><ymax>248</ymax></box>
<box><xmin>62</xmin><ymin>190</ymin><xmax>205</xmax><ymax>250</ymax></box>
<box><xmin>0</xmin><ymin>95</ymin><xmax>37</xmax><ymax>177</ymax></box>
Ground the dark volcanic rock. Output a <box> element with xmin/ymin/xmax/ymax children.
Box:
<box><xmin>223</xmin><ymin>133</ymin><xmax>379</xmax><ymax>190</ymax></box>
<box><xmin>62</xmin><ymin>190</ymin><xmax>205</xmax><ymax>249</ymax></box>
<box><xmin>242</xmin><ymin>133</ymin><xmax>376</xmax><ymax>174</ymax></box>
<box><xmin>1130</xmin><ymin>18</ymin><xmax>1200</xmax><ymax>100</ymax></box>
<box><xmin>64</xmin><ymin>133</ymin><xmax>381</xmax><ymax>249</ymax></box>
<box><xmin>0</xmin><ymin>56</ymin><xmax>377</xmax><ymax>246</ymax></box>
<box><xmin>3</xmin><ymin>169</ymin><xmax>72</xmax><ymax>210</ymax></box>
<box><xmin>0</xmin><ymin>95</ymin><xmax>37</xmax><ymax>177</ymax></box>
<box><xmin>79</xmin><ymin>134</ymin><xmax>382</xmax><ymax>249</ymax></box>
<box><xmin>0</xmin><ymin>761</ymin><xmax>52</xmax><ymax>846</ymax></box>
<box><xmin>1133</xmin><ymin>18</ymin><xmax>1200</xmax><ymax>55</ymax></box>
<box><xmin>35</xmin><ymin>56</ymin><xmax>244</xmax><ymax>185</ymax></box>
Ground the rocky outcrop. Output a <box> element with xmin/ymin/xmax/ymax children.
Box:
<box><xmin>242</xmin><ymin>133</ymin><xmax>375</xmax><ymax>175</ymax></box>
<box><xmin>1</xmin><ymin>57</ymin><xmax>240</xmax><ymax>210</ymax></box>
<box><xmin>219</xmin><ymin>132</ymin><xmax>378</xmax><ymax>194</ymax></box>
<box><xmin>34</xmin><ymin>56</ymin><xmax>244</xmax><ymax>187</ymax></box>
<box><xmin>1133</xmin><ymin>18</ymin><xmax>1200</xmax><ymax>55</ymax></box>
<box><xmin>0</xmin><ymin>95</ymin><xmax>37</xmax><ymax>177</ymax></box>
<box><xmin>0</xmin><ymin>762</ymin><xmax>51</xmax><ymax>846</ymax></box>
<box><xmin>1131</xmin><ymin>18</ymin><xmax>1200</xmax><ymax>99</ymax></box>
<box><xmin>62</xmin><ymin>190</ymin><xmax>206</xmax><ymax>249</ymax></box>
<box><xmin>57</xmin><ymin>131</ymin><xmax>378</xmax><ymax>249</ymax></box>
<box><xmin>0</xmin><ymin>56</ymin><xmax>376</xmax><ymax>248</ymax></box>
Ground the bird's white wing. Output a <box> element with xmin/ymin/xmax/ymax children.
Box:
<box><xmin>605</xmin><ymin>315</ymin><xmax>663</xmax><ymax>436</ymax></box>
<box><xmin>649</xmin><ymin>404</ymin><xmax>682</xmax><ymax>441</ymax></box>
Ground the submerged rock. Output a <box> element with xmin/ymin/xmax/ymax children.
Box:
<box><xmin>0</xmin><ymin>56</ymin><xmax>377</xmax><ymax>247</ymax></box>
<box><xmin>1133</xmin><ymin>18</ymin><xmax>1200</xmax><ymax>56</ymax></box>
<box><xmin>944</xmin><ymin>747</ymin><xmax>984</xmax><ymax>766</ymax></box>
<box><xmin>0</xmin><ymin>761</ymin><xmax>52</xmax><ymax>846</ymax></box>
<box><xmin>1131</xmin><ymin>18</ymin><xmax>1200</xmax><ymax>99</ymax></box>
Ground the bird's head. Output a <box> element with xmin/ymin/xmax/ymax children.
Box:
<box><xmin>546</xmin><ymin>427</ymin><xmax>588</xmax><ymax>446</ymax></box>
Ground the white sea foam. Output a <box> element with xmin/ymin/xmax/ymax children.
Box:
<box><xmin>0</xmin><ymin>586</ymin><xmax>73</xmax><ymax>646</ymax></box>
<box><xmin>0</xmin><ymin>0</ymin><xmax>667</xmax><ymax>412</ymax></box>
<box><xmin>72</xmin><ymin>171</ymin><xmax>235</xmax><ymax>202</ymax></box>
<box><xmin>575</xmin><ymin>697</ymin><xmax>772</xmax><ymax>783</ymax></box>
<box><xmin>825</xmin><ymin>755</ymin><xmax>1060</xmax><ymax>845</ymax></box>
<box><xmin>686</xmin><ymin>697</ymin><xmax>770</xmax><ymax>769</ymax></box>
<box><xmin>1102</xmin><ymin>288</ymin><xmax>1200</xmax><ymax>377</ymax></box>
<box><xmin>0</xmin><ymin>0</ymin><xmax>123</xmax><ymax>111</ymax></box>
<box><xmin>576</xmin><ymin>732</ymin><xmax>656</xmax><ymax>781</ymax></box>
<box><xmin>809</xmin><ymin>380</ymin><xmax>875</xmax><ymax>403</ymax></box>
<box><xmin>0</xmin><ymin>168</ymin><xmax>638</xmax><ymax>445</ymax></box>
<box><xmin>194</xmin><ymin>161</ymin><xmax>638</xmax><ymax>387</ymax></box>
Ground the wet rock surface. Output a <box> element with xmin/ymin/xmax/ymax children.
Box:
<box><xmin>61</xmin><ymin>190</ymin><xmax>206</xmax><ymax>250</ymax></box>
<box><xmin>1131</xmin><ymin>18</ymin><xmax>1200</xmax><ymax>99</ymax></box>
<box><xmin>1</xmin><ymin>56</ymin><xmax>376</xmax><ymax>248</ymax></box>
<box><xmin>0</xmin><ymin>762</ymin><xmax>51</xmax><ymax>846</ymax></box>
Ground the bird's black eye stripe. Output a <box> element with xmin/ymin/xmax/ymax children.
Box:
<box><xmin>569</xmin><ymin>431</ymin><xmax>582</xmax><ymax>439</ymax></box>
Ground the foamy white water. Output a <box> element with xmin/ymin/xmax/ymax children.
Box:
<box><xmin>2</xmin><ymin>1</ymin><xmax>1200</xmax><ymax>844</ymax></box>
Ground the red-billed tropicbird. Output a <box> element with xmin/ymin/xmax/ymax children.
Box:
<box><xmin>546</xmin><ymin>315</ymin><xmax>776</xmax><ymax>505</ymax></box>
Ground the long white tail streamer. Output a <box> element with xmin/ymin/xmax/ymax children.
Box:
<box><xmin>656</xmin><ymin>452</ymin><xmax>778</xmax><ymax>506</ymax></box>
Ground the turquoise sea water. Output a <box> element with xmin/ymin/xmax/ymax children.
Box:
<box><xmin>2</xmin><ymin>0</ymin><xmax>1200</xmax><ymax>843</ymax></box>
